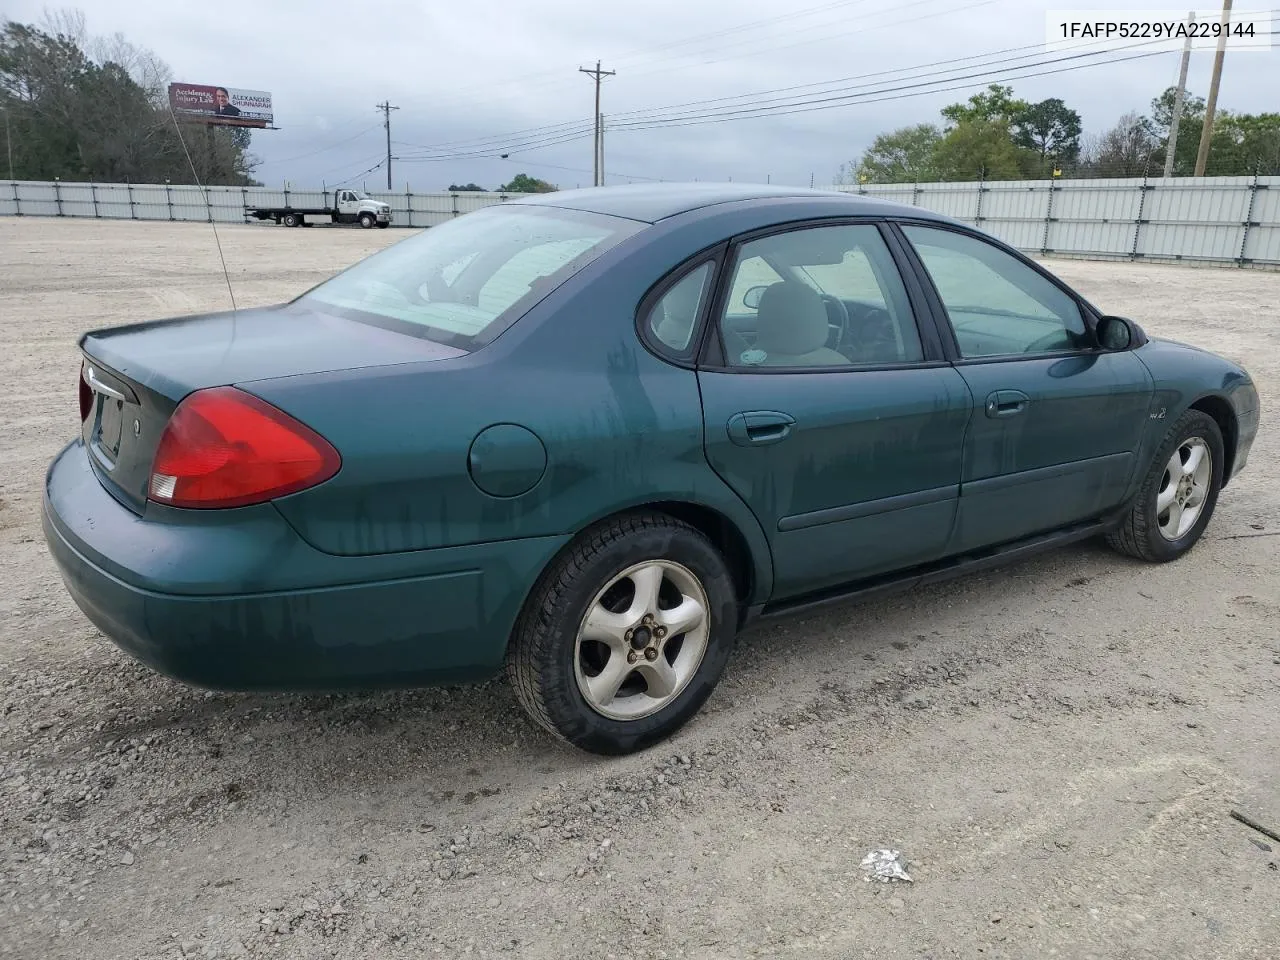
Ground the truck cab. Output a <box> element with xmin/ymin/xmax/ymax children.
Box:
<box><xmin>334</xmin><ymin>189</ymin><xmax>392</xmax><ymax>228</ymax></box>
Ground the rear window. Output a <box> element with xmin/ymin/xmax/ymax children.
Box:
<box><xmin>300</xmin><ymin>204</ymin><xmax>642</xmax><ymax>349</ymax></box>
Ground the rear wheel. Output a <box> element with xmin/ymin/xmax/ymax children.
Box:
<box><xmin>508</xmin><ymin>513</ymin><xmax>738</xmax><ymax>755</ymax></box>
<box><xmin>1106</xmin><ymin>409</ymin><xmax>1224</xmax><ymax>562</ymax></box>
<box><xmin>282</xmin><ymin>213</ymin><xmax>300</xmax><ymax>228</ymax></box>
<box><xmin>359</xmin><ymin>213</ymin><xmax>375</xmax><ymax>229</ymax></box>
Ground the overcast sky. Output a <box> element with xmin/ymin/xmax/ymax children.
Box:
<box><xmin>6</xmin><ymin>0</ymin><xmax>1278</xmax><ymax>189</ymax></box>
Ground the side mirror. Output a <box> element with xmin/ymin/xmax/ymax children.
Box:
<box><xmin>742</xmin><ymin>285</ymin><xmax>769</xmax><ymax>310</ymax></box>
<box><xmin>1096</xmin><ymin>315</ymin><xmax>1135</xmax><ymax>351</ymax></box>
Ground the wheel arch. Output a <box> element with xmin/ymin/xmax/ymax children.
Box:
<box><xmin>507</xmin><ymin>496</ymin><xmax>773</xmax><ymax>646</ymax></box>
<box><xmin>1187</xmin><ymin>394</ymin><xmax>1238</xmax><ymax>486</ymax></box>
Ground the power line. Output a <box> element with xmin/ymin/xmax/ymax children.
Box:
<box><xmin>390</xmin><ymin>34</ymin><xmax>1154</xmax><ymax>162</ymax></box>
<box><xmin>613</xmin><ymin>0</ymin><xmax>995</xmax><ymax>85</ymax></box>
<box><xmin>610</xmin><ymin>34</ymin><xmax>1135</xmax><ymax>125</ymax></box>
<box><xmin>393</xmin><ymin>120</ymin><xmax>595</xmax><ymax>158</ymax></box>
<box><xmin>399</xmin><ymin>0</ymin><xmax>993</xmax><ymax>114</ymax></box>
<box><xmin>334</xmin><ymin>158</ymin><xmax>386</xmax><ymax>188</ymax></box>
<box><xmin>425</xmin><ymin>0</ymin><xmax>886</xmax><ymax>101</ymax></box>
<box><xmin>610</xmin><ymin>47</ymin><xmax>1175</xmax><ymax>132</ymax></box>
<box><xmin>380</xmin><ymin>37</ymin><xmax>1176</xmax><ymax>171</ymax></box>
<box><xmin>267</xmin><ymin>123</ymin><xmax>382</xmax><ymax>165</ymax></box>
<box><xmin>493</xmin><ymin>156</ymin><xmax>665</xmax><ymax>183</ymax></box>
<box><xmin>395</xmin><ymin>128</ymin><xmax>597</xmax><ymax>164</ymax></box>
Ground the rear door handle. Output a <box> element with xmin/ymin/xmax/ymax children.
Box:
<box><xmin>727</xmin><ymin>411</ymin><xmax>796</xmax><ymax>446</ymax></box>
<box><xmin>985</xmin><ymin>390</ymin><xmax>1030</xmax><ymax>419</ymax></box>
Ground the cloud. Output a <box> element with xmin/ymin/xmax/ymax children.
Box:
<box><xmin>6</xmin><ymin>0</ymin><xmax>1276</xmax><ymax>189</ymax></box>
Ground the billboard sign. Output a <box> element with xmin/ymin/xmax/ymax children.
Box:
<box><xmin>168</xmin><ymin>83</ymin><xmax>273</xmax><ymax>128</ymax></box>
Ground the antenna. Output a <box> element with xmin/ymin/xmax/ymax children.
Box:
<box><xmin>166</xmin><ymin>109</ymin><xmax>238</xmax><ymax>312</ymax></box>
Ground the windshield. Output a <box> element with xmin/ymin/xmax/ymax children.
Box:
<box><xmin>300</xmin><ymin>204</ymin><xmax>641</xmax><ymax>349</ymax></box>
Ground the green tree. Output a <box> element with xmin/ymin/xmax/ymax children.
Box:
<box><xmin>498</xmin><ymin>173</ymin><xmax>556</xmax><ymax>193</ymax></box>
<box><xmin>849</xmin><ymin>123</ymin><xmax>941</xmax><ymax>183</ymax></box>
<box><xmin>933</xmin><ymin>119</ymin><xmax>1027</xmax><ymax>180</ymax></box>
<box><xmin>1013</xmin><ymin>98</ymin><xmax>1082</xmax><ymax>173</ymax></box>
<box><xmin>1147</xmin><ymin>86</ymin><xmax>1207</xmax><ymax>176</ymax></box>
<box><xmin>0</xmin><ymin>17</ymin><xmax>258</xmax><ymax>184</ymax></box>
<box><xmin>1210</xmin><ymin>112</ymin><xmax>1280</xmax><ymax>175</ymax></box>
<box><xmin>940</xmin><ymin>83</ymin><xmax>1030</xmax><ymax>129</ymax></box>
<box><xmin>447</xmin><ymin>182</ymin><xmax>487</xmax><ymax>192</ymax></box>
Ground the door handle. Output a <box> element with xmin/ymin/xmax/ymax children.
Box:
<box><xmin>727</xmin><ymin>411</ymin><xmax>796</xmax><ymax>446</ymax></box>
<box><xmin>984</xmin><ymin>390</ymin><xmax>1030</xmax><ymax>419</ymax></box>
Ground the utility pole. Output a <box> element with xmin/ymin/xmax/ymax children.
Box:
<box><xmin>579</xmin><ymin>61</ymin><xmax>614</xmax><ymax>186</ymax></box>
<box><xmin>1194</xmin><ymin>0</ymin><xmax>1232</xmax><ymax>177</ymax></box>
<box><xmin>1164</xmin><ymin>11</ymin><xmax>1196</xmax><ymax>178</ymax></box>
<box><xmin>377</xmin><ymin>100</ymin><xmax>400</xmax><ymax>189</ymax></box>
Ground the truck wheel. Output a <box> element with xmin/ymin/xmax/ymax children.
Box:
<box><xmin>283</xmin><ymin>213</ymin><xmax>300</xmax><ymax>228</ymax></box>
<box><xmin>507</xmin><ymin>512</ymin><xmax>739</xmax><ymax>755</ymax></box>
<box><xmin>377</xmin><ymin>222</ymin><xmax>390</xmax><ymax>229</ymax></box>
<box><xmin>359</xmin><ymin>213</ymin><xmax>375</xmax><ymax>229</ymax></box>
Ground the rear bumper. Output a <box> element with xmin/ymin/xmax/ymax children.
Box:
<box><xmin>42</xmin><ymin>440</ymin><xmax>567</xmax><ymax>691</ymax></box>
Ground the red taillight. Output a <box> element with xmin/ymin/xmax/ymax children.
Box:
<box><xmin>148</xmin><ymin>387</ymin><xmax>340</xmax><ymax>509</ymax></box>
<box><xmin>79</xmin><ymin>365</ymin><xmax>93</xmax><ymax>422</ymax></box>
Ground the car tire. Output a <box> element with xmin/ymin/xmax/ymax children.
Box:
<box><xmin>359</xmin><ymin>213</ymin><xmax>375</xmax><ymax>229</ymax></box>
<box><xmin>1105</xmin><ymin>409</ymin><xmax>1224</xmax><ymax>563</ymax></box>
<box><xmin>507</xmin><ymin>512</ymin><xmax>739</xmax><ymax>755</ymax></box>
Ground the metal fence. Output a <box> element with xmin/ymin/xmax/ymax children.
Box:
<box><xmin>836</xmin><ymin>175</ymin><xmax>1280</xmax><ymax>268</ymax></box>
<box><xmin>2</xmin><ymin>175</ymin><xmax>1278</xmax><ymax>268</ymax></box>
<box><xmin>0</xmin><ymin>180</ymin><xmax>510</xmax><ymax>229</ymax></box>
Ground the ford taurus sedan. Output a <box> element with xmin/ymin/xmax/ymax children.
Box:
<box><xmin>43</xmin><ymin>183</ymin><xmax>1260</xmax><ymax>754</ymax></box>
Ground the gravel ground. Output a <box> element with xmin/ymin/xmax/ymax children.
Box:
<box><xmin>1</xmin><ymin>218</ymin><xmax>1278</xmax><ymax>960</ymax></box>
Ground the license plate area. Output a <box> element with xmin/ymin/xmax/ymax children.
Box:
<box><xmin>93</xmin><ymin>394</ymin><xmax>125</xmax><ymax>463</ymax></box>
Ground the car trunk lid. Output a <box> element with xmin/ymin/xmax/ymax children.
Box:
<box><xmin>78</xmin><ymin>301</ymin><xmax>465</xmax><ymax>513</ymax></box>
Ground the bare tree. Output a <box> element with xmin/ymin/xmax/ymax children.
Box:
<box><xmin>1081</xmin><ymin>112</ymin><xmax>1160</xmax><ymax>177</ymax></box>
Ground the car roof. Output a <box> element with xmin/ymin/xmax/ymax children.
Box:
<box><xmin>504</xmin><ymin>181</ymin><xmax>932</xmax><ymax>224</ymax></box>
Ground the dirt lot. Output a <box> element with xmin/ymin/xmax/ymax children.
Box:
<box><xmin>1</xmin><ymin>217</ymin><xmax>1278</xmax><ymax>960</ymax></box>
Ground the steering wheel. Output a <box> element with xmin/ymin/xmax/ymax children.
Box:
<box><xmin>853</xmin><ymin>306</ymin><xmax>899</xmax><ymax>360</ymax></box>
<box><xmin>820</xmin><ymin>294</ymin><xmax>849</xmax><ymax>350</ymax></box>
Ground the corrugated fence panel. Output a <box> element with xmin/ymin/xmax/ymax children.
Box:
<box><xmin>94</xmin><ymin>183</ymin><xmax>133</xmax><ymax>218</ymax></box>
<box><xmin>913</xmin><ymin>183</ymin><xmax>979</xmax><ymax>220</ymax></box>
<box><xmin>3</xmin><ymin>178</ymin><xmax>1276</xmax><ymax>266</ymax></box>
<box><xmin>1245</xmin><ymin>226</ymin><xmax>1280</xmax><ymax>264</ymax></box>
<box><xmin>1048</xmin><ymin>219</ymin><xmax>1135</xmax><ymax>256</ymax></box>
<box><xmin>57</xmin><ymin>183</ymin><xmax>96</xmax><ymax>218</ymax></box>
<box><xmin>1156</xmin><ymin>179</ymin><xmax>1251</xmax><ymax>219</ymax></box>
<box><xmin>979</xmin><ymin>182</ymin><xmax>1050</xmax><ymax>251</ymax></box>
<box><xmin>129</xmin><ymin>184</ymin><xmax>171</xmax><ymax>220</ymax></box>
<box><xmin>15</xmin><ymin>181</ymin><xmax>58</xmax><ymax>217</ymax></box>
<box><xmin>1140</xmin><ymin>222</ymin><xmax>1243</xmax><ymax>261</ymax></box>
<box><xmin>983</xmin><ymin>218</ymin><xmax>1045</xmax><ymax>250</ymax></box>
<box><xmin>1051</xmin><ymin>179</ymin><xmax>1144</xmax><ymax>223</ymax></box>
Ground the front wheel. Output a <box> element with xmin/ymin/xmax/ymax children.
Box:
<box><xmin>1106</xmin><ymin>409</ymin><xmax>1224</xmax><ymax>562</ymax></box>
<box><xmin>507</xmin><ymin>513</ymin><xmax>739</xmax><ymax>755</ymax></box>
<box><xmin>359</xmin><ymin>213</ymin><xmax>375</xmax><ymax>229</ymax></box>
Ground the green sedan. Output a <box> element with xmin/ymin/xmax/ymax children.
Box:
<box><xmin>42</xmin><ymin>183</ymin><xmax>1260</xmax><ymax>754</ymax></box>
